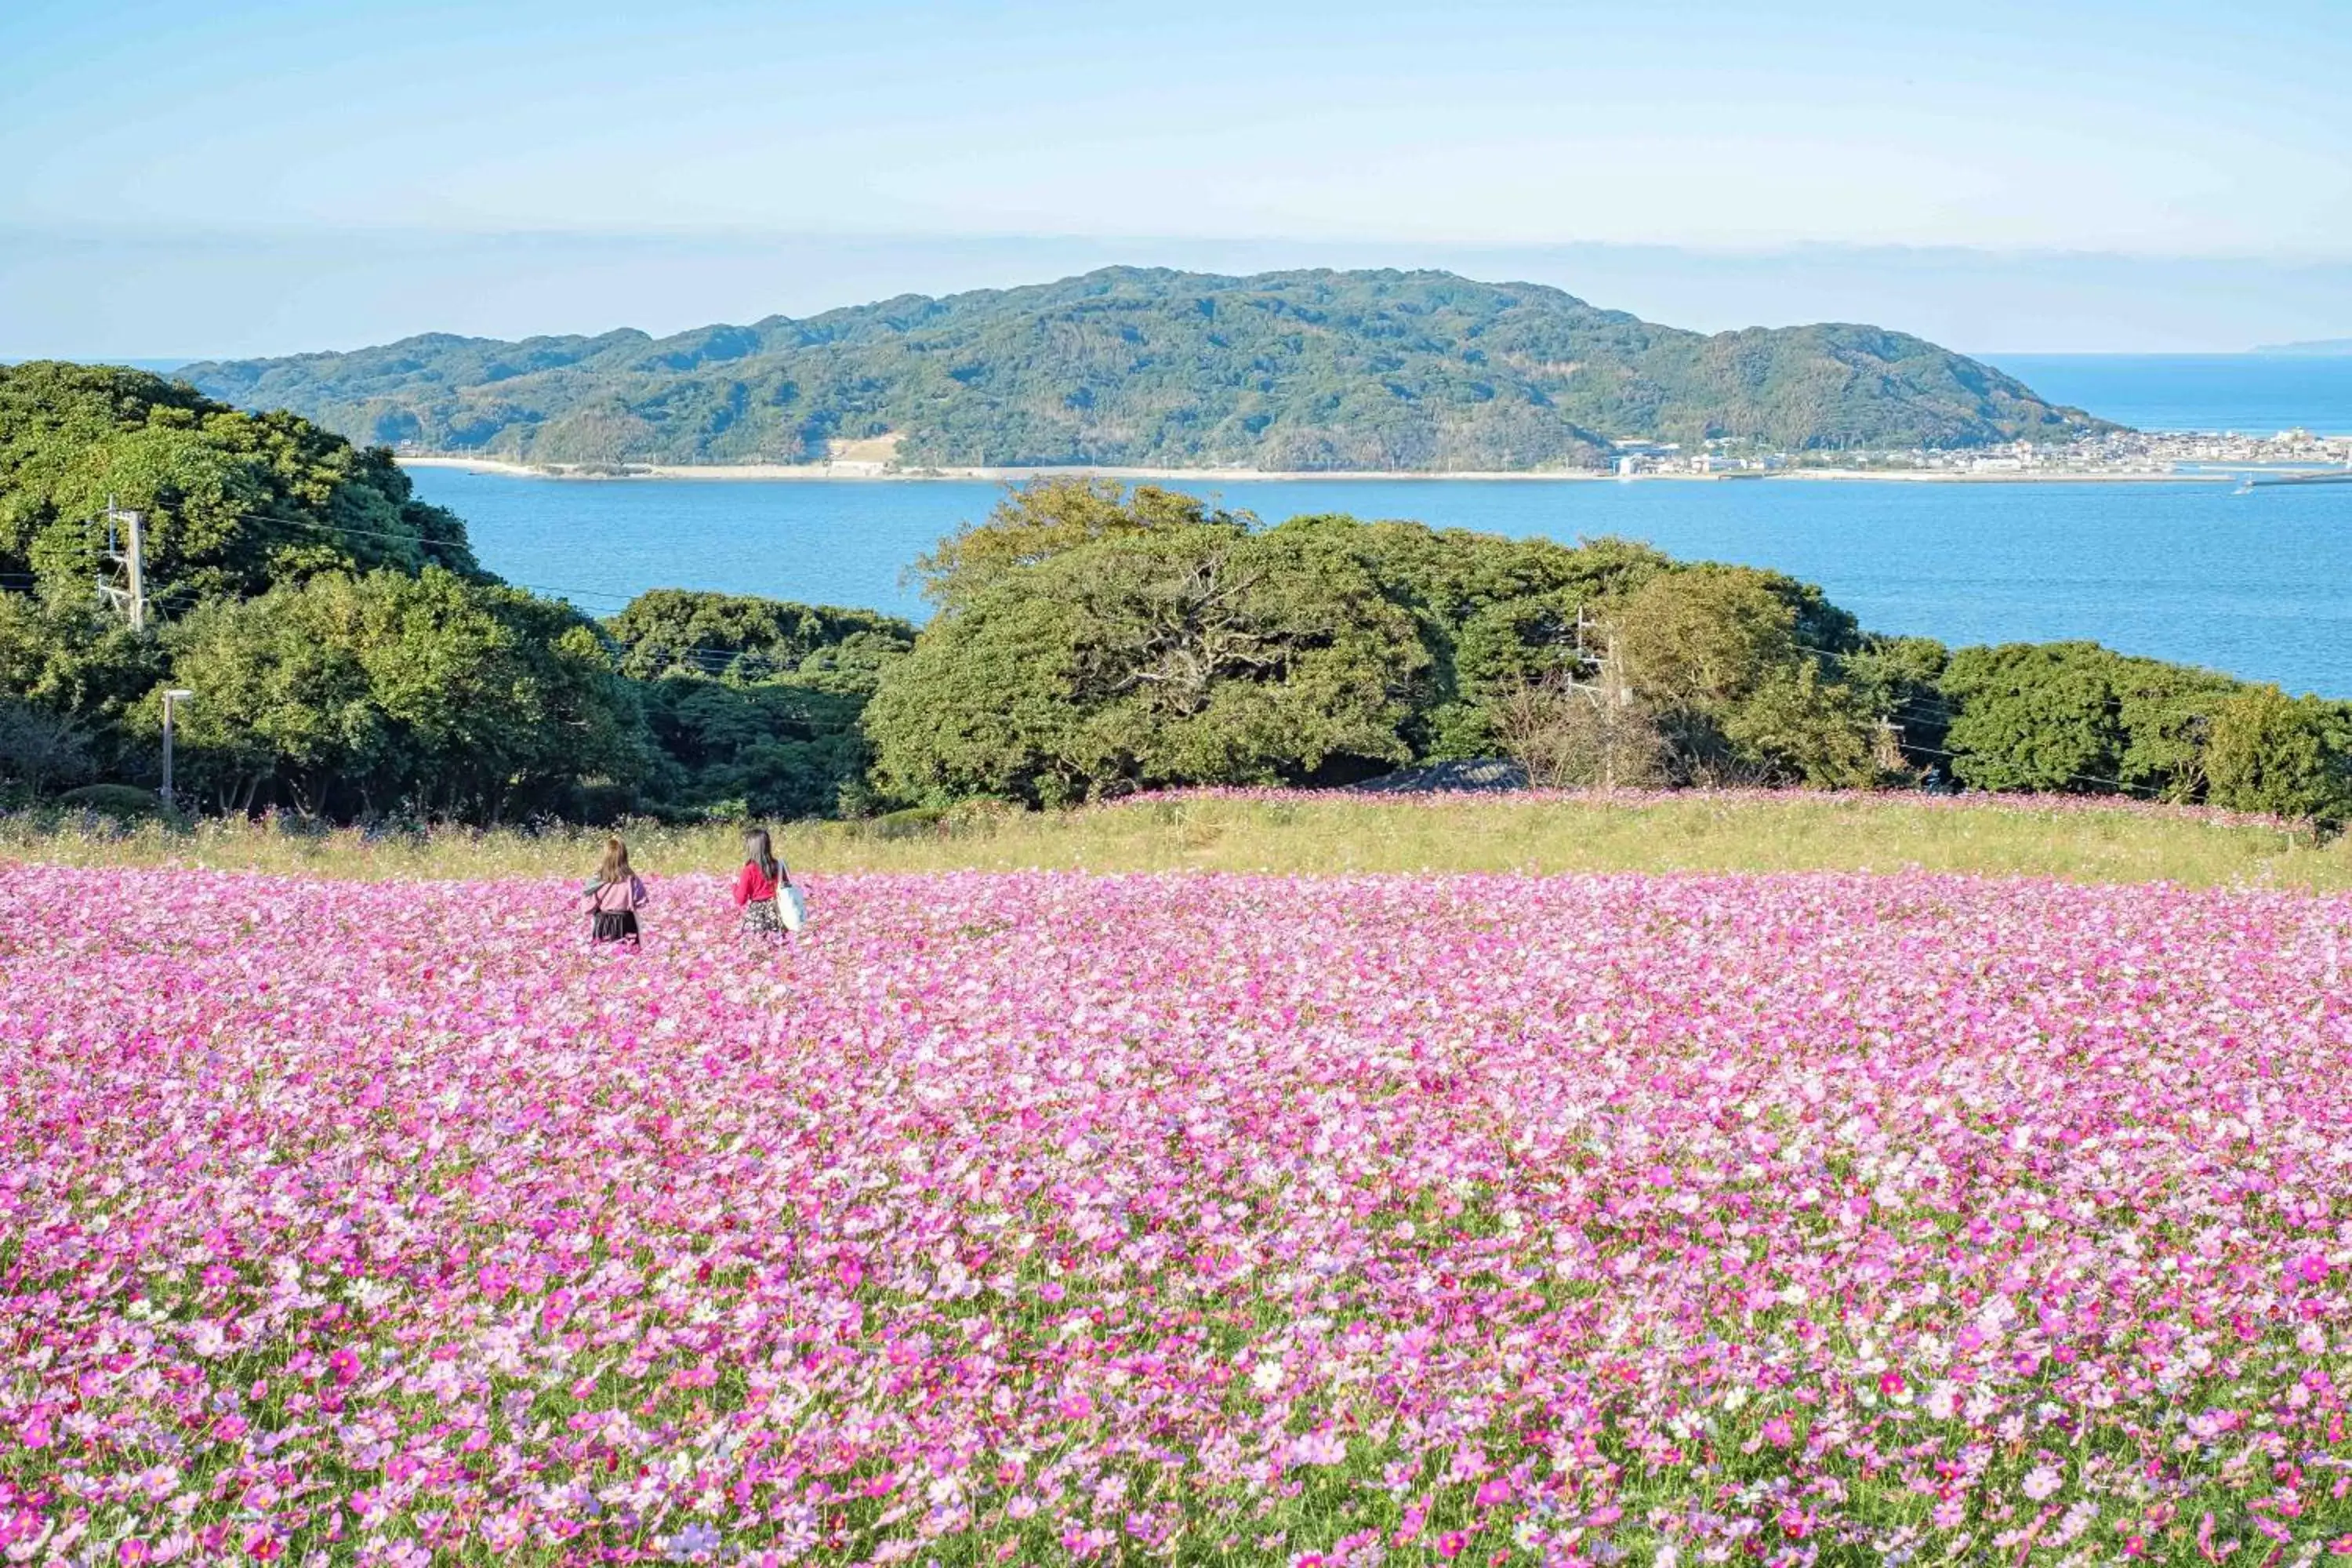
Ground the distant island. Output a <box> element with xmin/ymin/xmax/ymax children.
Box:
<box><xmin>183</xmin><ymin>267</ymin><xmax>2111</xmax><ymax>473</ymax></box>
<box><xmin>2256</xmin><ymin>338</ymin><xmax>2352</xmax><ymax>357</ymax></box>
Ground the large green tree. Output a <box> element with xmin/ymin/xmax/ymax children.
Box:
<box><xmin>637</xmin><ymin>678</ymin><xmax>877</xmax><ymax>822</ymax></box>
<box><xmin>1</xmin><ymin>362</ymin><xmax>479</xmax><ymax>606</ymax></box>
<box><xmin>157</xmin><ymin>569</ymin><xmax>651</xmax><ymax>819</ymax></box>
<box><xmin>1939</xmin><ymin>643</ymin><xmax>2238</xmax><ymax>798</ymax></box>
<box><xmin>603</xmin><ymin>589</ymin><xmax>914</xmax><ymax>682</ymax></box>
<box><xmin>1596</xmin><ymin>564</ymin><xmax>1880</xmax><ymax>786</ymax></box>
<box><xmin>867</xmin><ymin>522</ymin><xmax>1426</xmax><ymax>805</ymax></box>
<box><xmin>913</xmin><ymin>479</ymin><xmax>1253</xmax><ymax>610</ymax></box>
<box><xmin>2201</xmin><ymin>685</ymin><xmax>2352</xmax><ymax>822</ymax></box>
<box><xmin>603</xmin><ymin>589</ymin><xmax>916</xmax><ymax>821</ymax></box>
<box><xmin>0</xmin><ymin>590</ymin><xmax>162</xmax><ymax>735</ymax></box>
<box><xmin>1293</xmin><ymin>519</ymin><xmax>1674</xmax><ymax>759</ymax></box>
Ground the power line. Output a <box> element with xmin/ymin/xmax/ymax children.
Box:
<box><xmin>507</xmin><ymin>581</ymin><xmax>637</xmax><ymax>605</ymax></box>
<box><xmin>1788</xmin><ymin>640</ymin><xmax>2175</xmax><ymax>800</ymax></box>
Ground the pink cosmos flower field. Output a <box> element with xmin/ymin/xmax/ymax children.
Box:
<box><xmin>3</xmin><ymin>863</ymin><xmax>2350</xmax><ymax>1566</ymax></box>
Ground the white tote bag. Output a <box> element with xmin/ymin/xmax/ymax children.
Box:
<box><xmin>777</xmin><ymin>881</ymin><xmax>808</xmax><ymax>933</ymax></box>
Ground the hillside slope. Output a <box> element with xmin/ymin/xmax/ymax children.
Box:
<box><xmin>183</xmin><ymin>268</ymin><xmax>2109</xmax><ymax>470</ymax></box>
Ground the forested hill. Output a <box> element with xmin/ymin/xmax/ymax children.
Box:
<box><xmin>183</xmin><ymin>268</ymin><xmax>2108</xmax><ymax>471</ymax></box>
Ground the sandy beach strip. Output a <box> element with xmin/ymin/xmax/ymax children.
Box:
<box><xmin>395</xmin><ymin>456</ymin><xmax>2222</xmax><ymax>485</ymax></box>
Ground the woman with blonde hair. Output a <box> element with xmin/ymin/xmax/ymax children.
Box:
<box><xmin>581</xmin><ymin>835</ymin><xmax>649</xmax><ymax>947</ymax></box>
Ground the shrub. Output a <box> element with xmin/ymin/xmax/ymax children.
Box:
<box><xmin>1940</xmin><ymin>642</ymin><xmax>2235</xmax><ymax>798</ymax></box>
<box><xmin>55</xmin><ymin>782</ymin><xmax>171</xmax><ymax>821</ymax></box>
<box><xmin>1490</xmin><ymin>678</ymin><xmax>1668</xmax><ymax>789</ymax></box>
<box><xmin>2202</xmin><ymin>685</ymin><xmax>2352</xmax><ymax>823</ymax></box>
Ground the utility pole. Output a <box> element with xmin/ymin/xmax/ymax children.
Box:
<box><xmin>1872</xmin><ymin>717</ymin><xmax>1907</xmax><ymax>773</ymax></box>
<box><xmin>160</xmin><ymin>688</ymin><xmax>193</xmax><ymax>810</ymax></box>
<box><xmin>1564</xmin><ymin>605</ymin><xmax>1639</xmax><ymax>789</ymax></box>
<box><xmin>1566</xmin><ymin>606</ymin><xmax>1633</xmax><ymax>708</ymax></box>
<box><xmin>99</xmin><ymin>495</ymin><xmax>148</xmax><ymax>632</ymax></box>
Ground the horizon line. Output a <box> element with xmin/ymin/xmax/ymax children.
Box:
<box><xmin>9</xmin><ymin>223</ymin><xmax>2352</xmax><ymax>270</ymax></box>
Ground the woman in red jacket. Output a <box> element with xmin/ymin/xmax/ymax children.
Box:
<box><xmin>731</xmin><ymin>826</ymin><xmax>793</xmax><ymax>938</ymax></box>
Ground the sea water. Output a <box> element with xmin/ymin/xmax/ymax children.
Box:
<box><xmin>1985</xmin><ymin>354</ymin><xmax>2352</xmax><ymax>434</ymax></box>
<box><xmin>405</xmin><ymin>352</ymin><xmax>2352</xmax><ymax>697</ymax></box>
<box><xmin>410</xmin><ymin>469</ymin><xmax>2352</xmax><ymax>697</ymax></box>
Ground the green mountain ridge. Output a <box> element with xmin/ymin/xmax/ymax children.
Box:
<box><xmin>182</xmin><ymin>267</ymin><xmax>2112</xmax><ymax>470</ymax></box>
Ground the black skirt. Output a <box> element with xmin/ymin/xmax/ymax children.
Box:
<box><xmin>591</xmin><ymin>910</ymin><xmax>641</xmax><ymax>945</ymax></box>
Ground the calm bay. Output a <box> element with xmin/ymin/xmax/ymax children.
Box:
<box><xmin>408</xmin><ymin>467</ymin><xmax>2352</xmax><ymax>698</ymax></box>
<box><xmin>402</xmin><ymin>351</ymin><xmax>2352</xmax><ymax>697</ymax></box>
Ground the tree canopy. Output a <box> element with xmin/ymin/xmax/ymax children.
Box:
<box><xmin>1939</xmin><ymin>642</ymin><xmax>2241</xmax><ymax>798</ymax></box>
<box><xmin>0</xmin><ymin>361</ymin><xmax>480</xmax><ymax>608</ymax></box>
<box><xmin>159</xmin><ymin>569</ymin><xmax>650</xmax><ymax>819</ymax></box>
<box><xmin>866</xmin><ymin>479</ymin><xmax>1894</xmax><ymax>803</ymax></box>
<box><xmin>604</xmin><ymin>590</ymin><xmax>916</xmax><ymax>821</ymax></box>
<box><xmin>0</xmin><ymin>368</ymin><xmax>891</xmax><ymax>822</ymax></box>
<box><xmin>603</xmin><ymin>589</ymin><xmax>914</xmax><ymax>685</ymax></box>
<box><xmin>869</xmin><ymin>522</ymin><xmax>1426</xmax><ymax>804</ymax></box>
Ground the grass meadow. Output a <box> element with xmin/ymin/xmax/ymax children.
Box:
<box><xmin>6</xmin><ymin>789</ymin><xmax>2350</xmax><ymax>888</ymax></box>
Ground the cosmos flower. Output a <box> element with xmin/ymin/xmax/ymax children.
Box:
<box><xmin>2</xmin><ymin>862</ymin><xmax>2346</xmax><ymax>1563</ymax></box>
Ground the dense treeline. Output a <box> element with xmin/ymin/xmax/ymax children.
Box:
<box><xmin>181</xmin><ymin>268</ymin><xmax>2107</xmax><ymax>471</ymax></box>
<box><xmin>608</xmin><ymin>590</ymin><xmax>913</xmax><ymax>822</ymax></box>
<box><xmin>866</xmin><ymin>482</ymin><xmax>2352</xmax><ymax>820</ymax></box>
<box><xmin>861</xmin><ymin>482</ymin><xmax>2349</xmax><ymax>819</ymax></box>
<box><xmin>0</xmin><ymin>366</ymin><xmax>900</xmax><ymax>822</ymax></box>
<box><xmin>5</xmin><ymin>367</ymin><xmax>2347</xmax><ymax>827</ymax></box>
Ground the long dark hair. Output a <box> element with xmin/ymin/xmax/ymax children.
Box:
<box><xmin>743</xmin><ymin>826</ymin><xmax>780</xmax><ymax>883</ymax></box>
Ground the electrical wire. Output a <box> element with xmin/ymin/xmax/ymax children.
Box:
<box><xmin>1790</xmin><ymin>639</ymin><xmax>2176</xmax><ymax>800</ymax></box>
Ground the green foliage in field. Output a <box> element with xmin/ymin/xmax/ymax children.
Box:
<box><xmin>872</xmin><ymin>481</ymin><xmax>2352</xmax><ymax>819</ymax></box>
<box><xmin>0</xmin><ymin>371</ymin><xmax>923</xmax><ymax>823</ymax></box>
<box><xmin>2201</xmin><ymin>684</ymin><xmax>2352</xmax><ymax>821</ymax></box>
<box><xmin>912</xmin><ymin>477</ymin><xmax>1252</xmax><ymax>608</ymax></box>
<box><xmin>1938</xmin><ymin>642</ymin><xmax>2242</xmax><ymax>797</ymax></box>
<box><xmin>0</xmin><ymin>368</ymin><xmax>646</xmax><ymax>817</ymax></box>
<box><xmin>604</xmin><ymin>589</ymin><xmax>916</xmax><ymax>822</ymax></box>
<box><xmin>158</xmin><ymin>568</ymin><xmax>652</xmax><ymax>818</ymax></box>
<box><xmin>1297</xmin><ymin>519</ymin><xmax>1671</xmax><ymax>760</ymax></box>
<box><xmin>602</xmin><ymin>587</ymin><xmax>913</xmax><ymax>682</ymax></box>
<box><xmin>180</xmin><ymin>268</ymin><xmax>2108</xmax><ymax>470</ymax></box>
<box><xmin>1606</xmin><ymin>563</ymin><xmax>1882</xmax><ymax>786</ymax></box>
<box><xmin>869</xmin><ymin>519</ymin><xmax>1429</xmax><ymax>804</ymax></box>
<box><xmin>869</xmin><ymin>479</ymin><xmax>1893</xmax><ymax>803</ymax></box>
<box><xmin>0</xmin><ymin>591</ymin><xmax>162</xmax><ymax>786</ymax></box>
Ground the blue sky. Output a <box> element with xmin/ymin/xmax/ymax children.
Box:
<box><xmin>3</xmin><ymin>0</ymin><xmax>2348</xmax><ymax>355</ymax></box>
